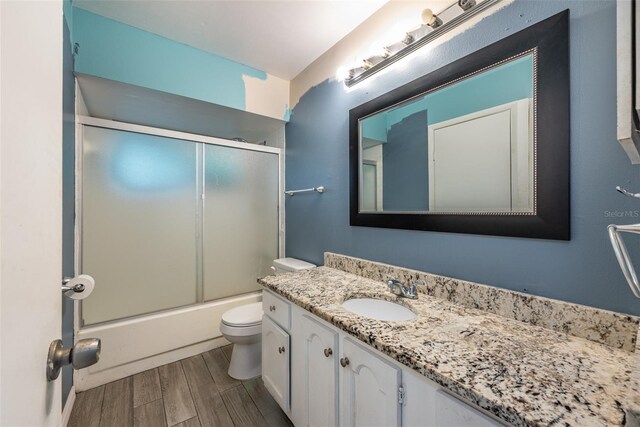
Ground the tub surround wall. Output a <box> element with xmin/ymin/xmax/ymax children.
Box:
<box><xmin>324</xmin><ymin>253</ymin><xmax>639</xmax><ymax>351</ymax></box>
<box><xmin>286</xmin><ymin>0</ymin><xmax>640</xmax><ymax>316</ymax></box>
<box><xmin>259</xmin><ymin>264</ymin><xmax>638</xmax><ymax>426</ymax></box>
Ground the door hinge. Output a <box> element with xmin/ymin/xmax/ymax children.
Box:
<box><xmin>398</xmin><ymin>385</ymin><xmax>405</xmax><ymax>405</ymax></box>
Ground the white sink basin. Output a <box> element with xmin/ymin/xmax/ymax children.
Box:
<box><xmin>342</xmin><ymin>298</ymin><xmax>416</xmax><ymax>321</ymax></box>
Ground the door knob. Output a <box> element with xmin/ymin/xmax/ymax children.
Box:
<box><xmin>340</xmin><ymin>357</ymin><xmax>350</xmax><ymax>367</ymax></box>
<box><xmin>47</xmin><ymin>338</ymin><xmax>101</xmax><ymax>381</ymax></box>
<box><xmin>324</xmin><ymin>347</ymin><xmax>333</xmax><ymax>357</ymax></box>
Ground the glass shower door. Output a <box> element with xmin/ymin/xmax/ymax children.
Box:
<box><xmin>202</xmin><ymin>144</ymin><xmax>279</xmax><ymax>301</ymax></box>
<box><xmin>81</xmin><ymin>126</ymin><xmax>199</xmax><ymax>325</ymax></box>
<box><xmin>80</xmin><ymin>124</ymin><xmax>280</xmax><ymax>326</ymax></box>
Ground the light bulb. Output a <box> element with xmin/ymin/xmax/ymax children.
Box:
<box><xmin>421</xmin><ymin>8</ymin><xmax>442</xmax><ymax>28</ymax></box>
<box><xmin>421</xmin><ymin>8</ymin><xmax>434</xmax><ymax>25</ymax></box>
<box><xmin>335</xmin><ymin>66</ymin><xmax>350</xmax><ymax>81</ymax></box>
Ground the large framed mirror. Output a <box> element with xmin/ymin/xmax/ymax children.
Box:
<box><xmin>349</xmin><ymin>10</ymin><xmax>569</xmax><ymax>240</ymax></box>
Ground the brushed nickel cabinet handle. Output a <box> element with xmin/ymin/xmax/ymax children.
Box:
<box><xmin>324</xmin><ymin>347</ymin><xmax>333</xmax><ymax>357</ymax></box>
<box><xmin>340</xmin><ymin>357</ymin><xmax>349</xmax><ymax>367</ymax></box>
<box><xmin>278</xmin><ymin>346</ymin><xmax>285</xmax><ymax>354</ymax></box>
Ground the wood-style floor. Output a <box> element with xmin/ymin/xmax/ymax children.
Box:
<box><xmin>68</xmin><ymin>345</ymin><xmax>293</xmax><ymax>427</ymax></box>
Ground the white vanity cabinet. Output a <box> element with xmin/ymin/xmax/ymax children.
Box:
<box><xmin>262</xmin><ymin>293</ymin><xmax>291</xmax><ymax>412</ymax></box>
<box><xmin>286</xmin><ymin>304</ymin><xmax>401</xmax><ymax>427</ymax></box>
<box><xmin>263</xmin><ymin>290</ymin><xmax>506</xmax><ymax>427</ymax></box>
<box><xmin>293</xmin><ymin>311</ymin><xmax>400</xmax><ymax>427</ymax></box>
<box><xmin>300</xmin><ymin>315</ymin><xmax>339</xmax><ymax>426</ymax></box>
<box><xmin>340</xmin><ymin>336</ymin><xmax>402</xmax><ymax>427</ymax></box>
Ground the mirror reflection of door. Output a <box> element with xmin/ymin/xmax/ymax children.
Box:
<box><xmin>362</xmin><ymin>161</ymin><xmax>378</xmax><ymax>211</ymax></box>
<box><xmin>361</xmin><ymin>143</ymin><xmax>384</xmax><ymax>211</ymax></box>
<box><xmin>428</xmin><ymin>99</ymin><xmax>532</xmax><ymax>212</ymax></box>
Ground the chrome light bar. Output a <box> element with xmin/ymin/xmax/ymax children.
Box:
<box><xmin>345</xmin><ymin>0</ymin><xmax>502</xmax><ymax>88</ymax></box>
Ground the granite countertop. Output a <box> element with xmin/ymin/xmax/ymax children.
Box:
<box><xmin>259</xmin><ymin>267</ymin><xmax>638</xmax><ymax>427</ymax></box>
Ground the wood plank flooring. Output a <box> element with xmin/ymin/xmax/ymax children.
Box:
<box><xmin>69</xmin><ymin>345</ymin><xmax>293</xmax><ymax>427</ymax></box>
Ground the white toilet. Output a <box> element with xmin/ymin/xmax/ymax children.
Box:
<box><xmin>220</xmin><ymin>257</ymin><xmax>316</xmax><ymax>380</ymax></box>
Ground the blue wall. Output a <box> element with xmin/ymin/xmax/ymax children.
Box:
<box><xmin>361</xmin><ymin>114</ymin><xmax>388</xmax><ymax>142</ymax></box>
<box><xmin>360</xmin><ymin>53</ymin><xmax>532</xmax><ymax>143</ymax></box>
<box><xmin>71</xmin><ymin>7</ymin><xmax>267</xmax><ymax>113</ymax></box>
<box><xmin>383</xmin><ymin>111</ymin><xmax>429</xmax><ymax>211</ymax></box>
<box><xmin>285</xmin><ymin>0</ymin><xmax>640</xmax><ymax>316</ymax></box>
<box><xmin>397</xmin><ymin>52</ymin><xmax>533</xmax><ymax>126</ymax></box>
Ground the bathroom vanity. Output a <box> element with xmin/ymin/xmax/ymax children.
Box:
<box><xmin>259</xmin><ymin>253</ymin><xmax>640</xmax><ymax>427</ymax></box>
<box><xmin>262</xmin><ymin>288</ymin><xmax>502</xmax><ymax>426</ymax></box>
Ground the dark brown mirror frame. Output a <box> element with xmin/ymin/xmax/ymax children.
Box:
<box><xmin>349</xmin><ymin>10</ymin><xmax>569</xmax><ymax>240</ymax></box>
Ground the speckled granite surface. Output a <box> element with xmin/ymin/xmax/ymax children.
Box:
<box><xmin>259</xmin><ymin>267</ymin><xmax>638</xmax><ymax>427</ymax></box>
<box><xmin>325</xmin><ymin>253</ymin><xmax>640</xmax><ymax>351</ymax></box>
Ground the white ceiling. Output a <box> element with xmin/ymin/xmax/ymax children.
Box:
<box><xmin>73</xmin><ymin>0</ymin><xmax>389</xmax><ymax>80</ymax></box>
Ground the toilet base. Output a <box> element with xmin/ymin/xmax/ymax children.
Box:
<box><xmin>227</xmin><ymin>341</ymin><xmax>262</xmax><ymax>380</ymax></box>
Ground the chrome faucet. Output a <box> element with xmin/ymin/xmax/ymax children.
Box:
<box><xmin>386</xmin><ymin>278</ymin><xmax>418</xmax><ymax>299</ymax></box>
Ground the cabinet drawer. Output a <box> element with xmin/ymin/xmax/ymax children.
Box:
<box><xmin>263</xmin><ymin>290</ymin><xmax>291</xmax><ymax>330</ymax></box>
<box><xmin>262</xmin><ymin>316</ymin><xmax>290</xmax><ymax>412</ymax></box>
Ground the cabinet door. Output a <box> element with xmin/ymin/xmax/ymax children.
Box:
<box><xmin>301</xmin><ymin>315</ymin><xmax>339</xmax><ymax>427</ymax></box>
<box><xmin>262</xmin><ymin>316</ymin><xmax>290</xmax><ymax>411</ymax></box>
<box><xmin>435</xmin><ymin>390</ymin><xmax>504</xmax><ymax>427</ymax></box>
<box><xmin>340</xmin><ymin>337</ymin><xmax>401</xmax><ymax>427</ymax></box>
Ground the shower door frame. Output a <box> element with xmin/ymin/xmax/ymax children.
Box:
<box><xmin>73</xmin><ymin>115</ymin><xmax>284</xmax><ymax>390</ymax></box>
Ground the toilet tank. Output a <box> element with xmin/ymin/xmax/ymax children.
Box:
<box><xmin>272</xmin><ymin>257</ymin><xmax>316</xmax><ymax>274</ymax></box>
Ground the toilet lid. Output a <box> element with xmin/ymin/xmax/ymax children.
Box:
<box><xmin>222</xmin><ymin>302</ymin><xmax>263</xmax><ymax>327</ymax></box>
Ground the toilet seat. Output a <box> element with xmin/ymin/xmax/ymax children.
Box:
<box><xmin>221</xmin><ymin>302</ymin><xmax>263</xmax><ymax>327</ymax></box>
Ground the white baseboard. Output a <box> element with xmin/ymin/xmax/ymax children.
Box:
<box><xmin>76</xmin><ymin>336</ymin><xmax>230</xmax><ymax>391</ymax></box>
<box><xmin>61</xmin><ymin>386</ymin><xmax>76</xmax><ymax>427</ymax></box>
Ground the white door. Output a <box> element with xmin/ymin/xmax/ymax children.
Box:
<box><xmin>428</xmin><ymin>108</ymin><xmax>512</xmax><ymax>211</ymax></box>
<box><xmin>340</xmin><ymin>337</ymin><xmax>401</xmax><ymax>427</ymax></box>
<box><xmin>0</xmin><ymin>1</ymin><xmax>63</xmax><ymax>426</ymax></box>
<box><xmin>301</xmin><ymin>315</ymin><xmax>338</xmax><ymax>427</ymax></box>
<box><xmin>262</xmin><ymin>316</ymin><xmax>290</xmax><ymax>412</ymax></box>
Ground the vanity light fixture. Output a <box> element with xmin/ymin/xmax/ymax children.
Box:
<box><xmin>458</xmin><ymin>0</ymin><xmax>477</xmax><ymax>11</ymax></box>
<box><xmin>344</xmin><ymin>0</ymin><xmax>501</xmax><ymax>87</ymax></box>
